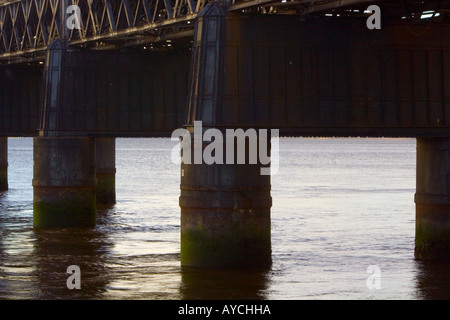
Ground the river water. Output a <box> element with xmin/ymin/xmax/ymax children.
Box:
<box><xmin>0</xmin><ymin>137</ymin><xmax>449</xmax><ymax>300</ymax></box>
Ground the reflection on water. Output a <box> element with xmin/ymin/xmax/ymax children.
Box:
<box><xmin>0</xmin><ymin>137</ymin><xmax>449</xmax><ymax>300</ymax></box>
<box><xmin>33</xmin><ymin>228</ymin><xmax>111</xmax><ymax>299</ymax></box>
<box><xmin>32</xmin><ymin>208</ymin><xmax>116</xmax><ymax>299</ymax></box>
<box><xmin>415</xmin><ymin>262</ymin><xmax>450</xmax><ymax>300</ymax></box>
<box><xmin>180</xmin><ymin>267</ymin><xmax>271</xmax><ymax>300</ymax></box>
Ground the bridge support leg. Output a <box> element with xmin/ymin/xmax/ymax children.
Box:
<box><xmin>415</xmin><ymin>137</ymin><xmax>450</xmax><ymax>261</ymax></box>
<box><xmin>95</xmin><ymin>138</ymin><xmax>116</xmax><ymax>205</ymax></box>
<box><xmin>179</xmin><ymin>129</ymin><xmax>272</xmax><ymax>268</ymax></box>
<box><xmin>0</xmin><ymin>138</ymin><xmax>7</xmax><ymax>191</ymax></box>
<box><xmin>179</xmin><ymin>2</ymin><xmax>272</xmax><ymax>268</ymax></box>
<box><xmin>33</xmin><ymin>137</ymin><xmax>97</xmax><ymax>228</ymax></box>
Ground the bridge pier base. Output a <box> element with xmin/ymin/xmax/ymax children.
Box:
<box><xmin>95</xmin><ymin>138</ymin><xmax>116</xmax><ymax>205</ymax></box>
<box><xmin>415</xmin><ymin>137</ymin><xmax>450</xmax><ymax>261</ymax></box>
<box><xmin>33</xmin><ymin>137</ymin><xmax>97</xmax><ymax>228</ymax></box>
<box><xmin>179</xmin><ymin>128</ymin><xmax>272</xmax><ymax>268</ymax></box>
<box><xmin>0</xmin><ymin>137</ymin><xmax>7</xmax><ymax>191</ymax></box>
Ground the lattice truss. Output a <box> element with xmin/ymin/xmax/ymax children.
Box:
<box><xmin>0</xmin><ymin>0</ymin><xmax>339</xmax><ymax>60</ymax></box>
<box><xmin>1</xmin><ymin>0</ymin><xmax>442</xmax><ymax>61</ymax></box>
<box><xmin>0</xmin><ymin>0</ymin><xmax>215</xmax><ymax>59</ymax></box>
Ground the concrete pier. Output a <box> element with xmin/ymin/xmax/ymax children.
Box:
<box><xmin>179</xmin><ymin>3</ymin><xmax>272</xmax><ymax>268</ymax></box>
<box><xmin>179</xmin><ymin>128</ymin><xmax>272</xmax><ymax>268</ymax></box>
<box><xmin>32</xmin><ymin>40</ymin><xmax>99</xmax><ymax>228</ymax></box>
<box><xmin>95</xmin><ymin>138</ymin><xmax>116</xmax><ymax>205</ymax></box>
<box><xmin>415</xmin><ymin>138</ymin><xmax>450</xmax><ymax>261</ymax></box>
<box><xmin>33</xmin><ymin>137</ymin><xmax>97</xmax><ymax>228</ymax></box>
<box><xmin>0</xmin><ymin>137</ymin><xmax>7</xmax><ymax>191</ymax></box>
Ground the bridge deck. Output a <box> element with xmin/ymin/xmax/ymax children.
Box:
<box><xmin>1</xmin><ymin>11</ymin><xmax>449</xmax><ymax>138</ymax></box>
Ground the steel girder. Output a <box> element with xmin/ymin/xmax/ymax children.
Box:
<box><xmin>0</xmin><ymin>0</ymin><xmax>386</xmax><ymax>61</ymax></box>
<box><xmin>0</xmin><ymin>0</ymin><xmax>208</xmax><ymax>61</ymax></box>
<box><xmin>0</xmin><ymin>0</ymin><xmax>444</xmax><ymax>62</ymax></box>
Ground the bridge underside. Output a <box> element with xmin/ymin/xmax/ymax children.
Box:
<box><xmin>1</xmin><ymin>12</ymin><xmax>450</xmax><ymax>138</ymax></box>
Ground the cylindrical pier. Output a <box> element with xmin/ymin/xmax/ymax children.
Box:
<box><xmin>33</xmin><ymin>137</ymin><xmax>97</xmax><ymax>228</ymax></box>
<box><xmin>415</xmin><ymin>137</ymin><xmax>450</xmax><ymax>261</ymax></box>
<box><xmin>179</xmin><ymin>129</ymin><xmax>272</xmax><ymax>268</ymax></box>
<box><xmin>0</xmin><ymin>137</ymin><xmax>7</xmax><ymax>191</ymax></box>
<box><xmin>95</xmin><ymin>138</ymin><xmax>116</xmax><ymax>205</ymax></box>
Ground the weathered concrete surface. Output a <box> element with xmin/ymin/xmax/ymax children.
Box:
<box><xmin>33</xmin><ymin>137</ymin><xmax>96</xmax><ymax>228</ymax></box>
<box><xmin>179</xmin><ymin>126</ymin><xmax>273</xmax><ymax>268</ymax></box>
<box><xmin>95</xmin><ymin>138</ymin><xmax>116</xmax><ymax>205</ymax></box>
<box><xmin>415</xmin><ymin>138</ymin><xmax>450</xmax><ymax>261</ymax></box>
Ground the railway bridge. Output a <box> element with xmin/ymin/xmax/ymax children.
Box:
<box><xmin>1</xmin><ymin>0</ymin><xmax>450</xmax><ymax>266</ymax></box>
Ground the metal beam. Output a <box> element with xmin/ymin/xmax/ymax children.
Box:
<box><xmin>300</xmin><ymin>0</ymin><xmax>376</xmax><ymax>14</ymax></box>
<box><xmin>1</xmin><ymin>0</ymin><xmax>442</xmax><ymax>62</ymax></box>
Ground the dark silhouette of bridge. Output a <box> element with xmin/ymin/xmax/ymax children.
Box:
<box><xmin>1</xmin><ymin>0</ymin><xmax>450</xmax><ymax>267</ymax></box>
